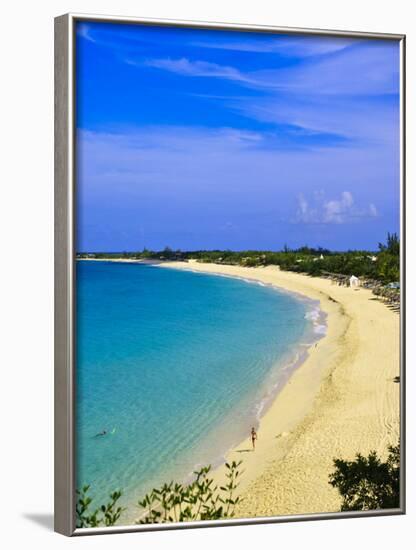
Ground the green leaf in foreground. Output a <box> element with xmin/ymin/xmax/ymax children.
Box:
<box><xmin>76</xmin><ymin>460</ymin><xmax>244</xmax><ymax>528</ymax></box>
<box><xmin>75</xmin><ymin>485</ymin><xmax>125</xmax><ymax>528</ymax></box>
<box><xmin>137</xmin><ymin>460</ymin><xmax>244</xmax><ymax>524</ymax></box>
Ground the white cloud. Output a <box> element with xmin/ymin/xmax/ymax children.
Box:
<box><xmin>323</xmin><ymin>191</ymin><xmax>354</xmax><ymax>223</ymax></box>
<box><xmin>76</xmin><ymin>127</ymin><xmax>396</xmax><ymax>250</ymax></box>
<box><xmin>369</xmin><ymin>203</ymin><xmax>379</xmax><ymax>217</ymax></box>
<box><xmin>297</xmin><ymin>194</ymin><xmax>314</xmax><ymax>222</ymax></box>
<box><xmin>267</xmin><ymin>42</ymin><xmax>399</xmax><ymax>96</ymax></box>
<box><xmin>295</xmin><ymin>191</ymin><xmax>379</xmax><ymax>224</ymax></box>
<box><xmin>192</xmin><ymin>36</ymin><xmax>357</xmax><ymax>57</ymax></box>
<box><xmin>141</xmin><ymin>57</ymin><xmax>248</xmax><ymax>82</ymax></box>
<box><xmin>137</xmin><ymin>40</ymin><xmax>398</xmax><ymax>99</ymax></box>
<box><xmin>134</xmin><ymin>44</ymin><xmax>399</xmax><ymax>148</ymax></box>
<box><xmin>77</xmin><ymin>23</ymin><xmax>97</xmax><ymax>43</ymax></box>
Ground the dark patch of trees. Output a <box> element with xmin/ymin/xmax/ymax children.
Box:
<box><xmin>329</xmin><ymin>443</ymin><xmax>400</xmax><ymax>511</ymax></box>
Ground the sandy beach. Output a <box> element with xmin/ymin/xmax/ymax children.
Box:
<box><xmin>161</xmin><ymin>261</ymin><xmax>400</xmax><ymax>518</ymax></box>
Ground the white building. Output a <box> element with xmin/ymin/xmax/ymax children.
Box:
<box><xmin>349</xmin><ymin>275</ymin><xmax>360</xmax><ymax>288</ymax></box>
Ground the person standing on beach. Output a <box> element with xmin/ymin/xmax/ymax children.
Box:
<box><xmin>251</xmin><ymin>427</ymin><xmax>258</xmax><ymax>450</ymax></box>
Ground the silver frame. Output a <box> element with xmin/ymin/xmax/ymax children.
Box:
<box><xmin>54</xmin><ymin>13</ymin><xmax>406</xmax><ymax>536</ymax></box>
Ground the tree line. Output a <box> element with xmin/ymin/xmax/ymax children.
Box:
<box><xmin>77</xmin><ymin>233</ymin><xmax>400</xmax><ymax>284</ymax></box>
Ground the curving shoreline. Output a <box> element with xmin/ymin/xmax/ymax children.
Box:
<box><xmin>160</xmin><ymin>261</ymin><xmax>400</xmax><ymax>518</ymax></box>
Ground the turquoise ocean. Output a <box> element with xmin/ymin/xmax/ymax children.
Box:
<box><xmin>76</xmin><ymin>261</ymin><xmax>326</xmax><ymax>523</ymax></box>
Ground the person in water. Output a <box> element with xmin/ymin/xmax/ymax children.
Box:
<box><xmin>96</xmin><ymin>429</ymin><xmax>107</xmax><ymax>437</ymax></box>
<box><xmin>251</xmin><ymin>427</ymin><xmax>258</xmax><ymax>450</ymax></box>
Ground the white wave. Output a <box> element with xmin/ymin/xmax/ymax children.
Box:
<box><xmin>314</xmin><ymin>324</ymin><xmax>327</xmax><ymax>335</ymax></box>
<box><xmin>304</xmin><ymin>308</ymin><xmax>321</xmax><ymax>322</ymax></box>
<box><xmin>304</xmin><ymin>306</ymin><xmax>327</xmax><ymax>336</ymax></box>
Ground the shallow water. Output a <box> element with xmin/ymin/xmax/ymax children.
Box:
<box><xmin>75</xmin><ymin>261</ymin><xmax>324</xmax><ymax>523</ymax></box>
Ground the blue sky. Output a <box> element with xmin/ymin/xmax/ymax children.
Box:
<box><xmin>76</xmin><ymin>22</ymin><xmax>400</xmax><ymax>252</ymax></box>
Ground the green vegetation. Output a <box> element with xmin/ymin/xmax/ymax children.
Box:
<box><xmin>76</xmin><ymin>440</ymin><xmax>401</xmax><ymax>526</ymax></box>
<box><xmin>137</xmin><ymin>460</ymin><xmax>243</xmax><ymax>523</ymax></box>
<box><xmin>376</xmin><ymin>233</ymin><xmax>400</xmax><ymax>283</ymax></box>
<box><xmin>76</xmin><ymin>460</ymin><xmax>243</xmax><ymax>528</ymax></box>
<box><xmin>76</xmin><ymin>485</ymin><xmax>125</xmax><ymax>528</ymax></box>
<box><xmin>329</xmin><ymin>443</ymin><xmax>400</xmax><ymax>511</ymax></box>
<box><xmin>77</xmin><ymin>233</ymin><xmax>400</xmax><ymax>284</ymax></box>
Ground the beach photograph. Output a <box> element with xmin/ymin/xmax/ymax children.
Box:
<box><xmin>74</xmin><ymin>20</ymin><xmax>402</xmax><ymax>528</ymax></box>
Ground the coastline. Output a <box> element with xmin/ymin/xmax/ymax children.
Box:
<box><xmin>160</xmin><ymin>261</ymin><xmax>400</xmax><ymax>517</ymax></box>
<box><xmin>76</xmin><ymin>258</ymin><xmax>161</xmax><ymax>264</ymax></box>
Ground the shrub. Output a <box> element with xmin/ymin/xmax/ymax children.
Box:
<box><xmin>76</xmin><ymin>460</ymin><xmax>243</xmax><ymax>528</ymax></box>
<box><xmin>137</xmin><ymin>461</ymin><xmax>243</xmax><ymax>523</ymax></box>
<box><xmin>76</xmin><ymin>485</ymin><xmax>125</xmax><ymax>528</ymax></box>
<box><xmin>329</xmin><ymin>443</ymin><xmax>400</xmax><ymax>511</ymax></box>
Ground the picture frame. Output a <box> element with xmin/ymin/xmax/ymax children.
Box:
<box><xmin>55</xmin><ymin>13</ymin><xmax>406</xmax><ymax>536</ymax></box>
